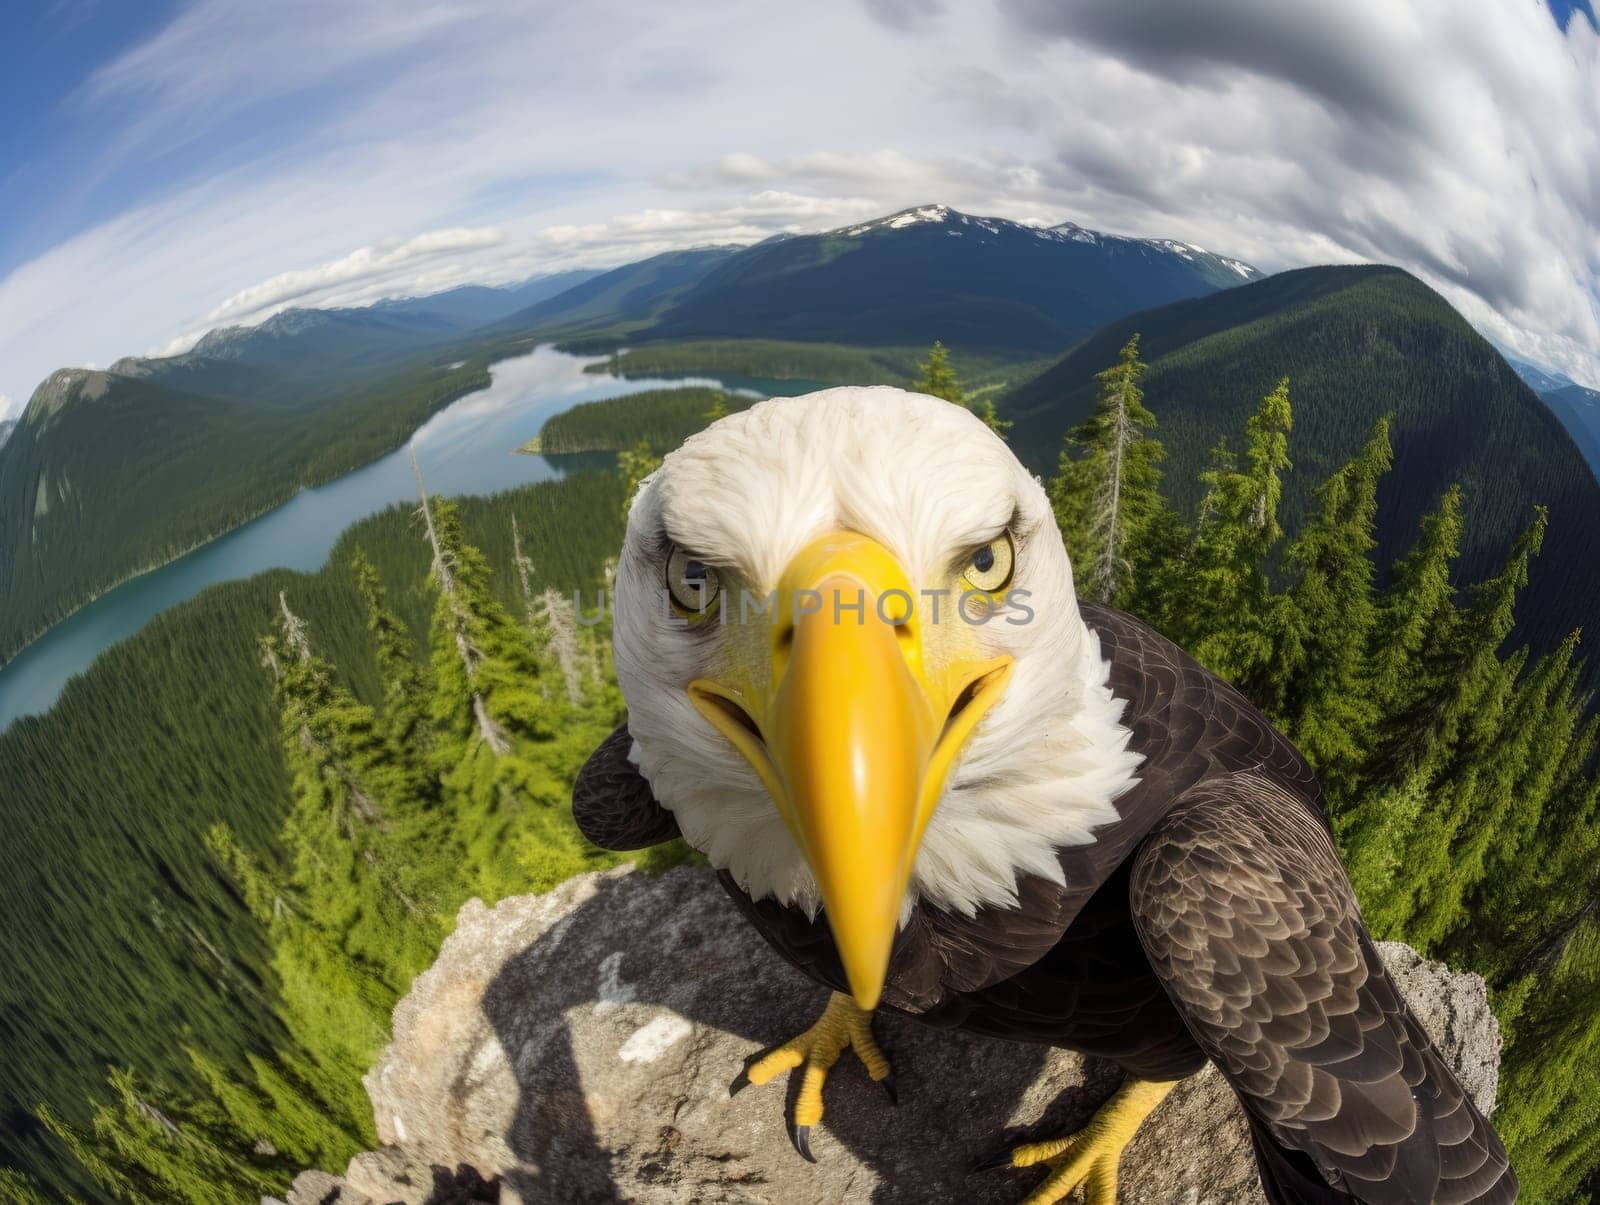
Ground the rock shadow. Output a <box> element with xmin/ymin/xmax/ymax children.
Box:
<box><xmin>480</xmin><ymin>867</ymin><xmax>1123</xmax><ymax>1203</ymax></box>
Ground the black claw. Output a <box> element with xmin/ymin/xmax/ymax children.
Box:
<box><xmin>970</xmin><ymin>1149</ymin><xmax>1016</xmax><ymax>1174</ymax></box>
<box><xmin>727</xmin><ymin>1069</ymin><xmax>751</xmax><ymax>1098</ymax></box>
<box><xmin>878</xmin><ymin>1074</ymin><xmax>899</xmax><ymax>1106</ymax></box>
<box><xmin>792</xmin><ymin>1124</ymin><xmax>817</xmax><ymax>1163</ymax></box>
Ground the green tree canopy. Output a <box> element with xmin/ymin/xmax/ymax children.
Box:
<box><xmin>913</xmin><ymin>340</ymin><xmax>964</xmax><ymax>404</ymax></box>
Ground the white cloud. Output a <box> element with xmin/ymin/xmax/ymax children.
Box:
<box><xmin>0</xmin><ymin>393</ymin><xmax>15</xmax><ymax>422</ymax></box>
<box><xmin>150</xmin><ymin>192</ymin><xmax>892</xmax><ymax>355</ymax></box>
<box><xmin>978</xmin><ymin>0</ymin><xmax>1600</xmax><ymax>385</ymax></box>
<box><xmin>156</xmin><ymin>227</ymin><xmax>510</xmax><ymax>353</ymax></box>
<box><xmin>1</xmin><ymin>0</ymin><xmax>1597</xmax><ymax>409</ymax></box>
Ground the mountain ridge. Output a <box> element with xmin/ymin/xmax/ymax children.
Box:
<box><xmin>640</xmin><ymin>204</ymin><xmax>1258</xmax><ymax>355</ymax></box>
<box><xmin>0</xmin><ymin>205</ymin><xmax>1260</xmax><ymax>663</ymax></box>
<box><xmin>1004</xmin><ymin>263</ymin><xmax>1600</xmax><ymax>686</ymax></box>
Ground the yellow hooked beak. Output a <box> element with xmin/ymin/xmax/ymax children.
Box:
<box><xmin>688</xmin><ymin>531</ymin><xmax>1013</xmax><ymax>1009</ymax></box>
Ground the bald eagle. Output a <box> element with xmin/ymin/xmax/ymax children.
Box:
<box><xmin>572</xmin><ymin>387</ymin><xmax>1517</xmax><ymax>1204</ymax></box>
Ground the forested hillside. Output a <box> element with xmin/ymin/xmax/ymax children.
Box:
<box><xmin>1537</xmin><ymin>381</ymin><xmax>1600</xmax><ymax>476</ymax></box>
<box><xmin>1005</xmin><ymin>265</ymin><xmax>1600</xmax><ymax>688</ymax></box>
<box><xmin>1049</xmin><ymin>340</ymin><xmax>1599</xmax><ymax>1200</ymax></box>
<box><xmin>647</xmin><ymin>205</ymin><xmax>1256</xmax><ymax>356</ymax></box>
<box><xmin>0</xmin><ymin>470</ymin><xmax>648</xmax><ymax>1200</ymax></box>
<box><xmin>488</xmin><ymin>247</ymin><xmax>740</xmax><ymax>340</ymax></box>
<box><xmin>527</xmin><ymin>387</ymin><xmax>747</xmax><ymax>453</ymax></box>
<box><xmin>0</xmin><ymin>208</ymin><xmax>1252</xmax><ymax>669</ymax></box>
<box><xmin>0</xmin><ymin>270</ymin><xmax>609</xmax><ymax>668</ymax></box>
<box><xmin>4</xmin><ymin>347</ymin><xmax>1597</xmax><ymax>1201</ymax></box>
<box><xmin>0</xmin><ymin>355</ymin><xmax>494</xmax><ymax>664</ymax></box>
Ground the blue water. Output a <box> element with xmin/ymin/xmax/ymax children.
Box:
<box><xmin>0</xmin><ymin>346</ymin><xmax>805</xmax><ymax>730</ymax></box>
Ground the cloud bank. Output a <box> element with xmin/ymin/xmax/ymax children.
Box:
<box><xmin>0</xmin><ymin>0</ymin><xmax>1595</xmax><ymax>418</ymax></box>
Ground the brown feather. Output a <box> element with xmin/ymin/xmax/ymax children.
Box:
<box><xmin>570</xmin><ymin>603</ymin><xmax>1517</xmax><ymax>1202</ymax></box>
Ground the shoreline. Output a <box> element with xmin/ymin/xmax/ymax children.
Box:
<box><xmin>0</xmin><ymin>353</ymin><xmax>510</xmax><ymax>674</ymax></box>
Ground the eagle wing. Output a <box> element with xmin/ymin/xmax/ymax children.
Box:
<box><xmin>571</xmin><ymin>724</ymin><xmax>682</xmax><ymax>850</ymax></box>
<box><xmin>1130</xmin><ymin>770</ymin><xmax>1516</xmax><ymax>1204</ymax></box>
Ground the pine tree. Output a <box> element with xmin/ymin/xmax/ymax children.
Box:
<box><xmin>1353</xmin><ymin>511</ymin><xmax>1548</xmax><ymax>939</ymax></box>
<box><xmin>353</xmin><ymin>553</ymin><xmax>423</xmax><ymax>712</ymax></box>
<box><xmin>703</xmin><ymin>392</ymin><xmax>729</xmax><ymax>421</ymax></box>
<box><xmin>513</xmin><ymin>514</ymin><xmax>585</xmax><ymax>705</ymax></box>
<box><xmin>1366</xmin><ymin>485</ymin><xmax>1465</xmax><ymax>720</ymax></box>
<box><xmin>352</xmin><ymin>552</ymin><xmax>432</xmax><ymax>789</ymax></box>
<box><xmin>974</xmin><ymin>396</ymin><xmax>1012</xmax><ymax>439</ymax></box>
<box><xmin>1334</xmin><ymin>487</ymin><xmax>1469</xmax><ymax>890</ymax></box>
<box><xmin>1270</xmin><ymin>420</ymin><xmax>1393</xmax><ymax>795</ymax></box>
<box><xmin>617</xmin><ymin>440</ymin><xmax>662</xmax><ymax>522</ymax></box>
<box><xmin>38</xmin><ymin>1069</ymin><xmax>282</xmax><ymax>1205</ymax></box>
<box><xmin>1493</xmin><ymin>907</ymin><xmax>1600</xmax><ymax>1201</ymax></box>
<box><xmin>264</xmin><ymin>594</ymin><xmax>389</xmax><ymax>838</ymax></box>
<box><xmin>411</xmin><ymin>467</ymin><xmax>570</xmax><ymax>900</ymax></box>
<box><xmin>1449</xmin><ymin>632</ymin><xmax>1585</xmax><ymax>963</ymax></box>
<box><xmin>1468</xmin><ymin>705</ymin><xmax>1600</xmax><ymax>985</ymax></box>
<box><xmin>913</xmin><ymin>340</ymin><xmax>963</xmax><ymax>404</ymax></box>
<box><xmin>1049</xmin><ymin>335</ymin><xmax>1179</xmax><ymax>608</ymax></box>
<box><xmin>1171</xmin><ymin>378</ymin><xmax>1292</xmax><ymax>686</ymax></box>
<box><xmin>259</xmin><ymin>589</ymin><xmax>441</xmax><ymax>984</ymax></box>
<box><xmin>0</xmin><ymin>1168</ymin><xmax>58</xmax><ymax>1205</ymax></box>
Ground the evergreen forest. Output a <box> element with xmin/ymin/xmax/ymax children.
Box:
<box><xmin>1</xmin><ymin>338</ymin><xmax>1597</xmax><ymax>1202</ymax></box>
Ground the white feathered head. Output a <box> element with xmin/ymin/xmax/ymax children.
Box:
<box><xmin>611</xmin><ymin>387</ymin><xmax>1138</xmax><ymax>1007</ymax></box>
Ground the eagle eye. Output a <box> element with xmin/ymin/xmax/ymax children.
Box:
<box><xmin>666</xmin><ymin>546</ymin><xmax>721</xmax><ymax>614</ymax></box>
<box><xmin>963</xmin><ymin>532</ymin><xmax>1015</xmax><ymax>593</ymax></box>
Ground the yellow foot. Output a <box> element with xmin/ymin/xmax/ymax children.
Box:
<box><xmin>733</xmin><ymin>991</ymin><xmax>896</xmax><ymax>1161</ymax></box>
<box><xmin>974</xmin><ymin>1077</ymin><xmax>1179</xmax><ymax>1205</ymax></box>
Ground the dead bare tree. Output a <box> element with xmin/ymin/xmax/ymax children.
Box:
<box><xmin>411</xmin><ymin>449</ymin><xmax>511</xmax><ymax>755</ymax></box>
<box><xmin>1086</xmin><ymin>367</ymin><xmax>1139</xmax><ymax>603</ymax></box>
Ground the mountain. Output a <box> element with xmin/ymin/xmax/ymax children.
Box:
<box><xmin>1501</xmin><ymin>352</ymin><xmax>1600</xmax><ymax>476</ymax></box>
<box><xmin>1502</xmin><ymin>351</ymin><xmax>1574</xmax><ymax>396</ymax></box>
<box><xmin>0</xmin><ymin>209</ymin><xmax>1261</xmax><ymax>664</ymax></box>
<box><xmin>0</xmin><ymin>353</ymin><xmax>491</xmax><ymax>662</ymax></box>
<box><xmin>0</xmin><ymin>419</ymin><xmax>14</xmax><ymax>451</ymax></box>
<box><xmin>366</xmin><ymin>269</ymin><xmax>599</xmax><ymax>329</ymax></box>
<box><xmin>1004</xmin><ymin>264</ymin><xmax>1600</xmax><ymax>682</ymax></box>
<box><xmin>0</xmin><ymin>269</ymin><xmax>607</xmax><ymax>662</ymax></box>
<box><xmin>109</xmin><ymin>269</ymin><xmax>599</xmax><ymax>402</ymax></box>
<box><xmin>1535</xmin><ymin>381</ymin><xmax>1600</xmax><ymax>477</ymax></box>
<box><xmin>490</xmin><ymin>246</ymin><xmax>742</xmax><ymax>339</ymax></box>
<box><xmin>636</xmin><ymin>205</ymin><xmax>1259</xmax><ymax>355</ymax></box>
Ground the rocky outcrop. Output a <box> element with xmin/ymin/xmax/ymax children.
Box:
<box><xmin>279</xmin><ymin>866</ymin><xmax>1502</xmax><ymax>1205</ymax></box>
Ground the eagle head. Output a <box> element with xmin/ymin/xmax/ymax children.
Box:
<box><xmin>611</xmin><ymin>387</ymin><xmax>1139</xmax><ymax>1008</ymax></box>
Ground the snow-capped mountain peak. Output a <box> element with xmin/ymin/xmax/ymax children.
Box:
<box><xmin>830</xmin><ymin>204</ymin><xmax>1260</xmax><ymax>281</ymax></box>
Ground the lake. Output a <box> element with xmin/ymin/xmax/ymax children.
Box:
<box><xmin>0</xmin><ymin>346</ymin><xmax>818</xmax><ymax>729</ymax></box>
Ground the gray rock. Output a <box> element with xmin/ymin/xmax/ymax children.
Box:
<box><xmin>285</xmin><ymin>1168</ymin><xmax>361</xmax><ymax>1205</ymax></box>
<box><xmin>291</xmin><ymin>865</ymin><xmax>1502</xmax><ymax>1205</ymax></box>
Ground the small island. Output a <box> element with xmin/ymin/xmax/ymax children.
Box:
<box><xmin>517</xmin><ymin>385</ymin><xmax>737</xmax><ymax>455</ymax></box>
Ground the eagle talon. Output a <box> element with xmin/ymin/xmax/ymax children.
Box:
<box><xmin>982</xmin><ymin>1078</ymin><xmax>1179</xmax><ymax>1205</ymax></box>
<box><xmin>742</xmin><ymin>991</ymin><xmax>895</xmax><ymax>1157</ymax></box>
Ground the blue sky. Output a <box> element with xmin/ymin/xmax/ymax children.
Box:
<box><xmin>2</xmin><ymin>2</ymin><xmax>180</xmax><ymax>276</ymax></box>
<box><xmin>2</xmin><ymin>0</ymin><xmax>1598</xmax><ymax>417</ymax></box>
<box><xmin>1550</xmin><ymin>0</ymin><xmax>1598</xmax><ymax>31</ymax></box>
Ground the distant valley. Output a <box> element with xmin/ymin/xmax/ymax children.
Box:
<box><xmin>1003</xmin><ymin>265</ymin><xmax>1600</xmax><ymax>686</ymax></box>
<box><xmin>0</xmin><ymin>205</ymin><xmax>1257</xmax><ymax>664</ymax></box>
<box><xmin>1504</xmin><ymin>352</ymin><xmax>1600</xmax><ymax>477</ymax></box>
<box><xmin>2</xmin><ymin>201</ymin><xmax>1597</xmax><ymax>696</ymax></box>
